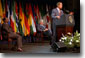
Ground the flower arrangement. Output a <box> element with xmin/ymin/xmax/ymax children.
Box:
<box><xmin>59</xmin><ymin>30</ymin><xmax>80</xmax><ymax>48</ymax></box>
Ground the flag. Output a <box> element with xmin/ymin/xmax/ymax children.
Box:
<box><xmin>0</xmin><ymin>0</ymin><xmax>3</xmax><ymax>17</ymax></box>
<box><xmin>0</xmin><ymin>0</ymin><xmax>3</xmax><ymax>24</ymax></box>
<box><xmin>33</xmin><ymin>5</ymin><xmax>42</xmax><ymax>24</ymax></box>
<box><xmin>21</xmin><ymin>2</ymin><xmax>28</xmax><ymax>36</ymax></box>
<box><xmin>1</xmin><ymin>0</ymin><xmax>6</xmax><ymax>18</ymax></box>
<box><xmin>10</xmin><ymin>0</ymin><xmax>15</xmax><ymax>32</ymax></box>
<box><xmin>32</xmin><ymin>4</ymin><xmax>37</xmax><ymax>27</ymax></box>
<box><xmin>36</xmin><ymin>5</ymin><xmax>41</xmax><ymax>23</ymax></box>
<box><xmin>28</xmin><ymin>4</ymin><xmax>36</xmax><ymax>35</ymax></box>
<box><xmin>19</xmin><ymin>2</ymin><xmax>24</xmax><ymax>35</ymax></box>
<box><xmin>34</xmin><ymin>5</ymin><xmax>38</xmax><ymax>24</ymax></box>
<box><xmin>46</xmin><ymin>4</ymin><xmax>50</xmax><ymax>22</ymax></box>
<box><xmin>19</xmin><ymin>2</ymin><xmax>28</xmax><ymax>36</ymax></box>
<box><xmin>46</xmin><ymin>4</ymin><xmax>51</xmax><ymax>30</ymax></box>
<box><xmin>14</xmin><ymin>1</ymin><xmax>19</xmax><ymax>32</ymax></box>
<box><xmin>39</xmin><ymin>5</ymin><xmax>46</xmax><ymax>18</ymax></box>
<box><xmin>10</xmin><ymin>0</ymin><xmax>19</xmax><ymax>33</ymax></box>
<box><xmin>10</xmin><ymin>11</ymin><xmax>14</xmax><ymax>31</ymax></box>
<box><xmin>25</xmin><ymin>3</ymin><xmax>30</xmax><ymax>36</ymax></box>
<box><xmin>12</xmin><ymin>1</ymin><xmax>18</xmax><ymax>33</ymax></box>
<box><xmin>6</xmin><ymin>1</ymin><xmax>10</xmax><ymax>25</ymax></box>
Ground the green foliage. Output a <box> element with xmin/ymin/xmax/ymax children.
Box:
<box><xmin>60</xmin><ymin>31</ymin><xmax>80</xmax><ymax>48</ymax></box>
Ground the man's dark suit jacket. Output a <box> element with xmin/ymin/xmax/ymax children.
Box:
<box><xmin>2</xmin><ymin>23</ymin><xmax>19</xmax><ymax>38</ymax></box>
<box><xmin>2</xmin><ymin>23</ymin><xmax>22</xmax><ymax>48</ymax></box>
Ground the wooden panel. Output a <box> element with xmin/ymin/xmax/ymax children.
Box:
<box><xmin>56</xmin><ymin>26</ymin><xmax>65</xmax><ymax>41</ymax></box>
<box><xmin>65</xmin><ymin>26</ymin><xmax>73</xmax><ymax>34</ymax></box>
<box><xmin>56</xmin><ymin>26</ymin><xmax>73</xmax><ymax>41</ymax></box>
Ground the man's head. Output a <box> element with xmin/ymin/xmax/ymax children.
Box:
<box><xmin>56</xmin><ymin>2</ymin><xmax>63</xmax><ymax>9</ymax></box>
<box><xmin>69</xmin><ymin>12</ymin><xmax>74</xmax><ymax>15</ymax></box>
<box><xmin>39</xmin><ymin>19</ymin><xmax>44</xmax><ymax>25</ymax></box>
<box><xmin>3</xmin><ymin>17</ymin><xmax>9</xmax><ymax>23</ymax></box>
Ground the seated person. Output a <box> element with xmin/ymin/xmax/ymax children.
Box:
<box><xmin>37</xmin><ymin>20</ymin><xmax>52</xmax><ymax>44</ymax></box>
<box><xmin>2</xmin><ymin>17</ymin><xmax>23</xmax><ymax>52</ymax></box>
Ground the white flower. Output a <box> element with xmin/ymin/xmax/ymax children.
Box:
<box><xmin>70</xmin><ymin>39</ymin><xmax>73</xmax><ymax>42</ymax></box>
<box><xmin>79</xmin><ymin>37</ymin><xmax>80</xmax><ymax>39</ymax></box>
<box><xmin>77</xmin><ymin>33</ymin><xmax>80</xmax><ymax>36</ymax></box>
<box><xmin>76</xmin><ymin>40</ymin><xmax>79</xmax><ymax>43</ymax></box>
<box><xmin>61</xmin><ymin>37</ymin><xmax>64</xmax><ymax>40</ymax></box>
<box><xmin>64</xmin><ymin>37</ymin><xmax>67</xmax><ymax>40</ymax></box>
<box><xmin>59</xmin><ymin>39</ymin><xmax>61</xmax><ymax>42</ymax></box>
<box><xmin>67</xmin><ymin>32</ymin><xmax>71</xmax><ymax>35</ymax></box>
<box><xmin>69</xmin><ymin>42</ymin><xmax>72</xmax><ymax>45</ymax></box>
<box><xmin>72</xmin><ymin>37</ymin><xmax>73</xmax><ymax>39</ymax></box>
<box><xmin>62</xmin><ymin>41</ymin><xmax>64</xmax><ymax>42</ymax></box>
<box><xmin>61</xmin><ymin>37</ymin><xmax>67</xmax><ymax>40</ymax></box>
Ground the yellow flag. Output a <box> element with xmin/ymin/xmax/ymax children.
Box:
<box><xmin>0</xmin><ymin>0</ymin><xmax>4</xmax><ymax>24</ymax></box>
<box><xmin>0</xmin><ymin>0</ymin><xmax>3</xmax><ymax>17</ymax></box>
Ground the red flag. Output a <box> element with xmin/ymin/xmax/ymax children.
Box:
<box><xmin>36</xmin><ymin>5</ymin><xmax>40</xmax><ymax>20</ymax></box>
<box><xmin>24</xmin><ymin>4</ymin><xmax>30</xmax><ymax>35</ymax></box>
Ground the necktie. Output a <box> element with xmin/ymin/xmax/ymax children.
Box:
<box><xmin>59</xmin><ymin>10</ymin><xmax>61</xmax><ymax>16</ymax></box>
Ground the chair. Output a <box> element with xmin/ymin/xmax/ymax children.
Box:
<box><xmin>36</xmin><ymin>24</ymin><xmax>50</xmax><ymax>43</ymax></box>
<box><xmin>1</xmin><ymin>31</ymin><xmax>12</xmax><ymax>49</ymax></box>
<box><xmin>0</xmin><ymin>25</ymin><xmax>16</xmax><ymax>49</ymax></box>
<box><xmin>36</xmin><ymin>31</ymin><xmax>43</xmax><ymax>42</ymax></box>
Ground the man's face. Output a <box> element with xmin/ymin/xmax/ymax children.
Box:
<box><xmin>58</xmin><ymin>3</ymin><xmax>63</xmax><ymax>9</ymax></box>
<box><xmin>69</xmin><ymin>12</ymin><xmax>74</xmax><ymax>15</ymax></box>
<box><xmin>40</xmin><ymin>21</ymin><xmax>44</xmax><ymax>25</ymax></box>
<box><xmin>5</xmin><ymin>18</ymin><xmax>9</xmax><ymax>23</ymax></box>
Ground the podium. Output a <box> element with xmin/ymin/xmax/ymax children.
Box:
<box><xmin>56</xmin><ymin>14</ymin><xmax>75</xmax><ymax>41</ymax></box>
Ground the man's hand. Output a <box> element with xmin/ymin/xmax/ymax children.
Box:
<box><xmin>43</xmin><ymin>28</ymin><xmax>48</xmax><ymax>32</ymax></box>
<box><xmin>56</xmin><ymin>16</ymin><xmax>60</xmax><ymax>19</ymax></box>
<box><xmin>45</xmin><ymin>28</ymin><xmax>48</xmax><ymax>31</ymax></box>
<box><xmin>69</xmin><ymin>12</ymin><xmax>74</xmax><ymax>15</ymax></box>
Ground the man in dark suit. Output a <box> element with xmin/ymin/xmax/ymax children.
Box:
<box><xmin>37</xmin><ymin>20</ymin><xmax>52</xmax><ymax>44</ymax></box>
<box><xmin>51</xmin><ymin>2</ymin><xmax>64</xmax><ymax>42</ymax></box>
<box><xmin>2</xmin><ymin>17</ymin><xmax>23</xmax><ymax>52</ymax></box>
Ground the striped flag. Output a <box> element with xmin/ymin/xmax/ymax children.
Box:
<box><xmin>21</xmin><ymin>2</ymin><xmax>28</xmax><ymax>36</ymax></box>
<box><xmin>10</xmin><ymin>0</ymin><xmax>15</xmax><ymax>31</ymax></box>
<box><xmin>10</xmin><ymin>0</ymin><xmax>19</xmax><ymax>33</ymax></box>
<box><xmin>19</xmin><ymin>2</ymin><xmax>28</xmax><ymax>36</ymax></box>
<box><xmin>14</xmin><ymin>1</ymin><xmax>19</xmax><ymax>32</ymax></box>
<box><xmin>0</xmin><ymin>0</ymin><xmax>3</xmax><ymax>17</ymax></box>
<box><xmin>0</xmin><ymin>0</ymin><xmax>3</xmax><ymax>24</ymax></box>
<box><xmin>6</xmin><ymin>1</ymin><xmax>10</xmax><ymax>25</ymax></box>
<box><xmin>24</xmin><ymin>3</ymin><xmax>30</xmax><ymax>36</ymax></box>
<box><xmin>36</xmin><ymin>5</ymin><xmax>41</xmax><ymax>23</ymax></box>
<box><xmin>28</xmin><ymin>4</ymin><xmax>36</xmax><ymax>35</ymax></box>
<box><xmin>12</xmin><ymin>1</ymin><xmax>18</xmax><ymax>33</ymax></box>
<box><xmin>19</xmin><ymin>2</ymin><xmax>25</xmax><ymax>35</ymax></box>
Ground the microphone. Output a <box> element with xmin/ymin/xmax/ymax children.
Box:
<box><xmin>63</xmin><ymin>8</ymin><xmax>70</xmax><ymax>14</ymax></box>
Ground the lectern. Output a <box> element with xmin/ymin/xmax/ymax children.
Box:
<box><xmin>56</xmin><ymin>14</ymin><xmax>75</xmax><ymax>41</ymax></box>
